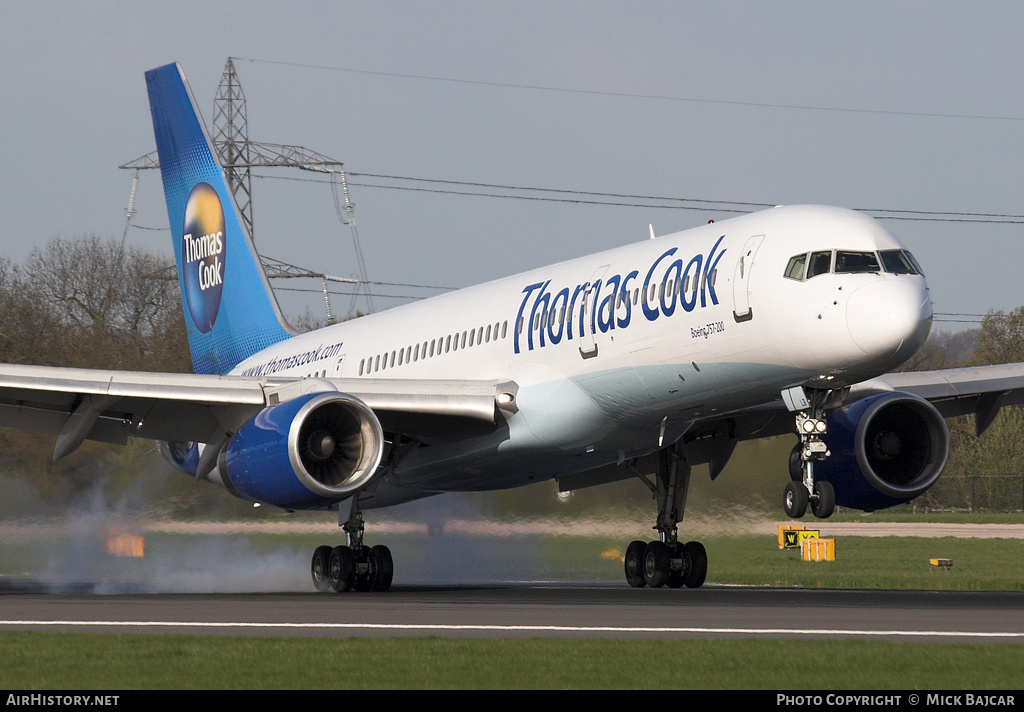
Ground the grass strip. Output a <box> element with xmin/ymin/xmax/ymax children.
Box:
<box><xmin>1</xmin><ymin>631</ymin><xmax>1022</xmax><ymax>689</ymax></box>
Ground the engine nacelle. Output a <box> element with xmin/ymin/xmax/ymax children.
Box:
<box><xmin>815</xmin><ymin>391</ymin><xmax>950</xmax><ymax>511</ymax></box>
<box><xmin>215</xmin><ymin>391</ymin><xmax>385</xmax><ymax>510</ymax></box>
<box><xmin>158</xmin><ymin>439</ymin><xmax>199</xmax><ymax>475</ymax></box>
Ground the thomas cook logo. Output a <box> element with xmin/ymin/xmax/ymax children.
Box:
<box><xmin>181</xmin><ymin>183</ymin><xmax>226</xmax><ymax>333</ymax></box>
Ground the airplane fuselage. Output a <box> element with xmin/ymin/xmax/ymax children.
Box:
<box><xmin>229</xmin><ymin>205</ymin><xmax>932</xmax><ymax>503</ymax></box>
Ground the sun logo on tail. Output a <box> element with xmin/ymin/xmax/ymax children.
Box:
<box><xmin>181</xmin><ymin>182</ymin><xmax>227</xmax><ymax>333</ymax></box>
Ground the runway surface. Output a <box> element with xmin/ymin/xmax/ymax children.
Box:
<box><xmin>2</xmin><ymin>520</ymin><xmax>1022</xmax><ymax>643</ymax></box>
<box><xmin>2</xmin><ymin>584</ymin><xmax>1023</xmax><ymax>642</ymax></box>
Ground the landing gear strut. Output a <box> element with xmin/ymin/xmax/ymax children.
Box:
<box><xmin>310</xmin><ymin>498</ymin><xmax>393</xmax><ymax>593</ymax></box>
<box><xmin>624</xmin><ymin>443</ymin><xmax>707</xmax><ymax>589</ymax></box>
<box><xmin>783</xmin><ymin>387</ymin><xmax>839</xmax><ymax>520</ymax></box>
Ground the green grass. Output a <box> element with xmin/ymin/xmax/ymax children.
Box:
<box><xmin>828</xmin><ymin>510</ymin><xmax>1024</xmax><ymax>524</ymax></box>
<box><xmin>705</xmin><ymin>535</ymin><xmax>1024</xmax><ymax>590</ymax></box>
<box><xmin>1</xmin><ymin>632</ymin><xmax>1022</xmax><ymax>690</ymax></box>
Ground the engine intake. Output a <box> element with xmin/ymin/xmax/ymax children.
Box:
<box><xmin>817</xmin><ymin>391</ymin><xmax>950</xmax><ymax>511</ymax></box>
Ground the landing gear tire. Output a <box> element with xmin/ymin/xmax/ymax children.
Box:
<box><xmin>666</xmin><ymin>543</ymin><xmax>686</xmax><ymax>588</ymax></box>
<box><xmin>643</xmin><ymin>540</ymin><xmax>671</xmax><ymax>588</ymax></box>
<box><xmin>311</xmin><ymin>545</ymin><xmax>333</xmax><ymax>592</ymax></box>
<box><xmin>366</xmin><ymin>544</ymin><xmax>394</xmax><ymax>592</ymax></box>
<box><xmin>784</xmin><ymin>481</ymin><xmax>809</xmax><ymax>518</ymax></box>
<box><xmin>328</xmin><ymin>545</ymin><xmax>356</xmax><ymax>593</ymax></box>
<box><xmin>682</xmin><ymin>541</ymin><xmax>707</xmax><ymax>589</ymax></box>
<box><xmin>788</xmin><ymin>443</ymin><xmax>804</xmax><ymax>482</ymax></box>
<box><xmin>351</xmin><ymin>546</ymin><xmax>371</xmax><ymax>591</ymax></box>
<box><xmin>811</xmin><ymin>480</ymin><xmax>836</xmax><ymax>519</ymax></box>
<box><xmin>624</xmin><ymin>540</ymin><xmax>647</xmax><ymax>588</ymax></box>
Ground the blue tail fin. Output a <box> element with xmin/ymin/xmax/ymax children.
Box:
<box><xmin>146</xmin><ymin>62</ymin><xmax>294</xmax><ymax>375</ymax></box>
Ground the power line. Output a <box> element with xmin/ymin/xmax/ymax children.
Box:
<box><xmin>253</xmin><ymin>171</ymin><xmax>1024</xmax><ymax>225</ymax></box>
<box><xmin>233</xmin><ymin>56</ymin><xmax>1024</xmax><ymax>123</ymax></box>
<box><xmin>347</xmin><ymin>171</ymin><xmax>770</xmax><ymax>210</ymax></box>
<box><xmin>275</xmin><ymin>285</ymin><xmax>434</xmax><ymax>300</ymax></box>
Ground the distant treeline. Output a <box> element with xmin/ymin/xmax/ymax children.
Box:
<box><xmin>902</xmin><ymin>309</ymin><xmax>1024</xmax><ymax>512</ymax></box>
<box><xmin>0</xmin><ymin>235</ymin><xmax>189</xmax><ymax>373</ymax></box>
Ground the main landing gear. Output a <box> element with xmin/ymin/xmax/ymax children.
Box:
<box><xmin>783</xmin><ymin>388</ymin><xmax>838</xmax><ymax>520</ymax></box>
<box><xmin>310</xmin><ymin>498</ymin><xmax>393</xmax><ymax>593</ymax></box>
<box><xmin>624</xmin><ymin>443</ymin><xmax>708</xmax><ymax>589</ymax></box>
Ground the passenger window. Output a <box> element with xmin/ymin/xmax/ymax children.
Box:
<box><xmin>807</xmin><ymin>251</ymin><xmax>832</xmax><ymax>279</ymax></box>
<box><xmin>835</xmin><ymin>251</ymin><xmax>880</xmax><ymax>274</ymax></box>
<box><xmin>784</xmin><ymin>253</ymin><xmax>806</xmax><ymax>280</ymax></box>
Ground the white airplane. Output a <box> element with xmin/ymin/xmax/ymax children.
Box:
<box><xmin>2</xmin><ymin>62</ymin><xmax>1023</xmax><ymax>592</ymax></box>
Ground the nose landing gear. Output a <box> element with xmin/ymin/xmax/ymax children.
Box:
<box><xmin>782</xmin><ymin>386</ymin><xmax>841</xmax><ymax>520</ymax></box>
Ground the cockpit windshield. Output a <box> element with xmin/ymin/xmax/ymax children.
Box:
<box><xmin>879</xmin><ymin>249</ymin><xmax>924</xmax><ymax>275</ymax></box>
<box><xmin>807</xmin><ymin>251</ymin><xmax>832</xmax><ymax>279</ymax></box>
<box><xmin>785</xmin><ymin>248</ymin><xmax>923</xmax><ymax>281</ymax></box>
<box><xmin>834</xmin><ymin>251</ymin><xmax>880</xmax><ymax>274</ymax></box>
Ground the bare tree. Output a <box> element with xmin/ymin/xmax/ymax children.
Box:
<box><xmin>3</xmin><ymin>234</ymin><xmax>188</xmax><ymax>372</ymax></box>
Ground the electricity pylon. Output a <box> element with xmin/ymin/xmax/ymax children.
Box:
<box><xmin>120</xmin><ymin>57</ymin><xmax>375</xmax><ymax>317</ymax></box>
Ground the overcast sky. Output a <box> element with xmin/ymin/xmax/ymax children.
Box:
<box><xmin>3</xmin><ymin>1</ymin><xmax>1023</xmax><ymax>329</ymax></box>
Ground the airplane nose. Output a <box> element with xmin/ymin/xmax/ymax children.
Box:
<box><xmin>846</xmin><ymin>279</ymin><xmax>932</xmax><ymax>360</ymax></box>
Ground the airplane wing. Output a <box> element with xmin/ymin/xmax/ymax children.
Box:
<box><xmin>0</xmin><ymin>363</ymin><xmax>508</xmax><ymax>460</ymax></box>
<box><xmin>693</xmin><ymin>361</ymin><xmax>1024</xmax><ymax>449</ymax></box>
<box><xmin>581</xmin><ymin>361</ymin><xmax>1024</xmax><ymax>488</ymax></box>
<box><xmin>848</xmin><ymin>363</ymin><xmax>1024</xmax><ymax>436</ymax></box>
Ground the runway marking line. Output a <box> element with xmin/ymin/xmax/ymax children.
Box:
<box><xmin>1</xmin><ymin>620</ymin><xmax>1022</xmax><ymax>639</ymax></box>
